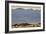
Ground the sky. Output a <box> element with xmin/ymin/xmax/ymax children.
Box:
<box><xmin>12</xmin><ymin>8</ymin><xmax>41</xmax><ymax>25</ymax></box>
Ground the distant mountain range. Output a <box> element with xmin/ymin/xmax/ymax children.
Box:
<box><xmin>12</xmin><ymin>8</ymin><xmax>41</xmax><ymax>24</ymax></box>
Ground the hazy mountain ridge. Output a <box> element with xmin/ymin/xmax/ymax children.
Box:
<box><xmin>12</xmin><ymin>8</ymin><xmax>41</xmax><ymax>24</ymax></box>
